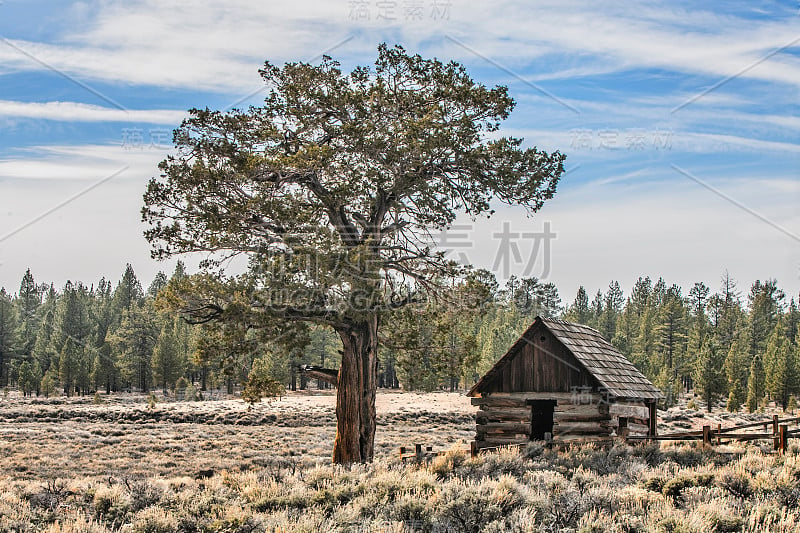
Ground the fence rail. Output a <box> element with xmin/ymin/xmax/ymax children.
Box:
<box><xmin>401</xmin><ymin>415</ymin><xmax>800</xmax><ymax>462</ymax></box>
<box><xmin>626</xmin><ymin>414</ymin><xmax>800</xmax><ymax>453</ymax></box>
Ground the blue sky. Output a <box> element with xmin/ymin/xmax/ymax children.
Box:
<box><xmin>0</xmin><ymin>0</ymin><xmax>798</xmax><ymax>303</ymax></box>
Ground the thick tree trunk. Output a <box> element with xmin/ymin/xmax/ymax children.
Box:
<box><xmin>333</xmin><ymin>315</ymin><xmax>379</xmax><ymax>464</ymax></box>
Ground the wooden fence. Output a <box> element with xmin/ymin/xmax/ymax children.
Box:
<box><xmin>626</xmin><ymin>414</ymin><xmax>800</xmax><ymax>454</ymax></box>
<box><xmin>400</xmin><ymin>415</ymin><xmax>800</xmax><ymax>461</ymax></box>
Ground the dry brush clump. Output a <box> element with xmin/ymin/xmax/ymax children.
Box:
<box><xmin>1</xmin><ymin>441</ymin><xmax>799</xmax><ymax>532</ymax></box>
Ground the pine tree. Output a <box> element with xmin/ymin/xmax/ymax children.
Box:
<box><xmin>687</xmin><ymin>282</ymin><xmax>710</xmax><ymax>364</ymax></box>
<box><xmin>112</xmin><ymin>302</ymin><xmax>159</xmax><ymax>392</ymax></box>
<box><xmin>31</xmin><ymin>308</ymin><xmax>56</xmax><ymax>375</ymax></box>
<box><xmin>786</xmin><ymin>298</ymin><xmax>799</xmax><ymax>346</ymax></box>
<box><xmin>147</xmin><ymin>272</ymin><xmax>168</xmax><ymax>299</ymax></box>
<box><xmin>611</xmin><ymin>302</ymin><xmax>636</xmax><ymax>360</ymax></box>
<box><xmin>537</xmin><ymin>282</ymin><xmax>562</xmax><ymax>318</ymax></box>
<box><xmin>723</xmin><ymin>317</ymin><xmax>750</xmax><ymax>412</ymax></box>
<box><xmin>764</xmin><ymin>318</ymin><xmax>797</xmax><ymax>410</ymax></box>
<box><xmin>0</xmin><ymin>288</ymin><xmax>19</xmax><ymax>387</ymax></box>
<box><xmin>564</xmin><ymin>286</ymin><xmax>590</xmax><ymax>324</ymax></box>
<box><xmin>655</xmin><ymin>285</ymin><xmax>686</xmax><ymax>401</ymax></box>
<box><xmin>152</xmin><ymin>321</ymin><xmax>183</xmax><ymax>393</ymax></box>
<box><xmin>590</xmin><ymin>289</ymin><xmax>604</xmax><ymax>329</ymax></box>
<box><xmin>18</xmin><ymin>359</ymin><xmax>41</xmax><ymax>396</ymax></box>
<box><xmin>748</xmin><ymin>279</ymin><xmax>785</xmax><ymax>359</ymax></box>
<box><xmin>633</xmin><ymin>304</ymin><xmax>657</xmax><ymax>376</ymax></box>
<box><xmin>90</xmin><ymin>277</ymin><xmax>117</xmax><ymax>393</ymax></box>
<box><xmin>746</xmin><ymin>354</ymin><xmax>765</xmax><ymax>413</ymax></box>
<box><xmin>51</xmin><ymin>282</ymin><xmax>93</xmax><ymax>394</ymax></box>
<box><xmin>694</xmin><ymin>339</ymin><xmax>726</xmax><ymax>412</ymax></box>
<box><xmin>15</xmin><ymin>269</ymin><xmax>41</xmax><ymax>361</ymax></box>
<box><xmin>601</xmin><ymin>281</ymin><xmax>624</xmax><ymax>340</ymax></box>
<box><xmin>171</xmin><ymin>260</ymin><xmax>187</xmax><ymax>282</ymax></box>
<box><xmin>59</xmin><ymin>338</ymin><xmax>82</xmax><ymax>397</ymax></box>
<box><xmin>428</xmin><ymin>283</ymin><xmax>481</xmax><ymax>391</ymax></box>
<box><xmin>709</xmin><ymin>273</ymin><xmax>741</xmax><ymax>354</ymax></box>
<box><xmin>113</xmin><ymin>264</ymin><xmax>144</xmax><ymax>315</ymax></box>
<box><xmin>40</xmin><ymin>367</ymin><xmax>59</xmax><ymax>398</ymax></box>
<box><xmin>629</xmin><ymin>277</ymin><xmax>652</xmax><ymax>321</ymax></box>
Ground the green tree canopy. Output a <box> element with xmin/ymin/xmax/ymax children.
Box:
<box><xmin>142</xmin><ymin>44</ymin><xmax>565</xmax><ymax>463</ymax></box>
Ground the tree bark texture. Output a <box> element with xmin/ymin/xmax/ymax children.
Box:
<box><xmin>333</xmin><ymin>315</ymin><xmax>379</xmax><ymax>464</ymax></box>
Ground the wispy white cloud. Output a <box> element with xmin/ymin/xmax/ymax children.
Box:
<box><xmin>0</xmin><ymin>100</ymin><xmax>186</xmax><ymax>124</ymax></box>
<box><xmin>1</xmin><ymin>1</ymin><xmax>798</xmax><ymax>93</ymax></box>
<box><xmin>0</xmin><ymin>144</ymin><xmax>167</xmax><ymax>180</ymax></box>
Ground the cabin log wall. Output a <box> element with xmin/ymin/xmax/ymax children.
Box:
<box><xmin>474</xmin><ymin>392</ymin><xmax>624</xmax><ymax>450</ymax></box>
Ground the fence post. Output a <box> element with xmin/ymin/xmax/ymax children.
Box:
<box><xmin>773</xmin><ymin>415</ymin><xmax>779</xmax><ymax>435</ymax></box>
<box><xmin>779</xmin><ymin>425</ymin><xmax>788</xmax><ymax>454</ymax></box>
<box><xmin>470</xmin><ymin>441</ymin><xmax>477</xmax><ymax>458</ymax></box>
<box><xmin>703</xmin><ymin>425</ymin><xmax>711</xmax><ymax>447</ymax></box>
<box><xmin>415</xmin><ymin>443</ymin><xmax>423</xmax><ymax>462</ymax></box>
<box><xmin>717</xmin><ymin>423</ymin><xmax>721</xmax><ymax>445</ymax></box>
<box><xmin>400</xmin><ymin>446</ymin><xmax>406</xmax><ymax>460</ymax></box>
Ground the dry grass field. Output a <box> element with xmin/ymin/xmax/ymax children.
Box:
<box><xmin>1</xmin><ymin>390</ymin><xmax>799</xmax><ymax>532</ymax></box>
<box><xmin>0</xmin><ymin>390</ymin><xmax>474</xmax><ymax>479</ymax></box>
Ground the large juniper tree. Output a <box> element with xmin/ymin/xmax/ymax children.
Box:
<box><xmin>142</xmin><ymin>44</ymin><xmax>564</xmax><ymax>463</ymax></box>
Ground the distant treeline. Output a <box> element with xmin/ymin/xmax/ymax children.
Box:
<box><xmin>0</xmin><ymin>266</ymin><xmax>797</xmax><ymax>412</ymax></box>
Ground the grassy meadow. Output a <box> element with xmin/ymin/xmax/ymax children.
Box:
<box><xmin>0</xmin><ymin>390</ymin><xmax>798</xmax><ymax>532</ymax></box>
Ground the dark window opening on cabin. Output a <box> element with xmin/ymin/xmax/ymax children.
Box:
<box><xmin>528</xmin><ymin>400</ymin><xmax>556</xmax><ymax>440</ymax></box>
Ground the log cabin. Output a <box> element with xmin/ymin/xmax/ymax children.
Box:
<box><xmin>468</xmin><ymin>316</ymin><xmax>663</xmax><ymax>450</ymax></box>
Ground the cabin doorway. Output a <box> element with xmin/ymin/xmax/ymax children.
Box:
<box><xmin>528</xmin><ymin>400</ymin><xmax>556</xmax><ymax>441</ymax></box>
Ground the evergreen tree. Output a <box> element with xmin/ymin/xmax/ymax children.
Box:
<box><xmin>40</xmin><ymin>367</ymin><xmax>59</xmax><ymax>398</ymax></box>
<box><xmin>31</xmin><ymin>308</ymin><xmax>56</xmax><ymax>375</ymax></box>
<box><xmin>15</xmin><ymin>269</ymin><xmax>41</xmax><ymax>361</ymax></box>
<box><xmin>112</xmin><ymin>302</ymin><xmax>159</xmax><ymax>392</ymax></box>
<box><xmin>786</xmin><ymin>298</ymin><xmax>799</xmax><ymax>346</ymax></box>
<box><xmin>694</xmin><ymin>339</ymin><xmax>726</xmax><ymax>412</ymax></box>
<box><xmin>510</xmin><ymin>277</ymin><xmax>542</xmax><ymax>316</ymax></box>
<box><xmin>655</xmin><ymin>285</ymin><xmax>686</xmax><ymax>402</ymax></box>
<box><xmin>242</xmin><ymin>356</ymin><xmax>285</xmax><ymax>406</ymax></box>
<box><xmin>746</xmin><ymin>354</ymin><xmax>765</xmax><ymax>413</ymax></box>
<box><xmin>764</xmin><ymin>318</ymin><xmax>797</xmax><ymax>410</ymax></box>
<box><xmin>58</xmin><ymin>338</ymin><xmax>83</xmax><ymax>396</ymax></box>
<box><xmin>590</xmin><ymin>289</ymin><xmax>604</xmax><ymax>329</ymax></box>
<box><xmin>633</xmin><ymin>304</ymin><xmax>657</xmax><ymax>376</ymax></box>
<box><xmin>90</xmin><ymin>278</ymin><xmax>117</xmax><ymax>393</ymax></box>
<box><xmin>152</xmin><ymin>321</ymin><xmax>183</xmax><ymax>393</ymax></box>
<box><xmin>628</xmin><ymin>276</ymin><xmax>652</xmax><ymax>320</ymax></box>
<box><xmin>0</xmin><ymin>288</ymin><xmax>18</xmax><ymax>387</ymax></box>
<box><xmin>113</xmin><ymin>264</ymin><xmax>144</xmax><ymax>315</ymax></box>
<box><xmin>564</xmin><ymin>286</ymin><xmax>590</xmax><ymax>324</ymax></box>
<box><xmin>611</xmin><ymin>302</ymin><xmax>636</xmax><ymax>361</ymax></box>
<box><xmin>51</xmin><ymin>282</ymin><xmax>93</xmax><ymax>394</ymax></box>
<box><xmin>147</xmin><ymin>272</ymin><xmax>169</xmax><ymax>299</ymax></box>
<box><xmin>723</xmin><ymin>317</ymin><xmax>751</xmax><ymax>412</ymax></box>
<box><xmin>538</xmin><ymin>282</ymin><xmax>562</xmax><ymax>318</ymax></box>
<box><xmin>748</xmin><ymin>279</ymin><xmax>785</xmax><ymax>359</ymax></box>
<box><xmin>18</xmin><ymin>359</ymin><xmax>41</xmax><ymax>396</ymax></box>
<box><xmin>687</xmin><ymin>282</ymin><xmax>710</xmax><ymax>370</ymax></box>
<box><xmin>601</xmin><ymin>281</ymin><xmax>624</xmax><ymax>340</ymax></box>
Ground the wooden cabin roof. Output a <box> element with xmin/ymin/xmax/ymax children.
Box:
<box><xmin>467</xmin><ymin>316</ymin><xmax>663</xmax><ymax>400</ymax></box>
